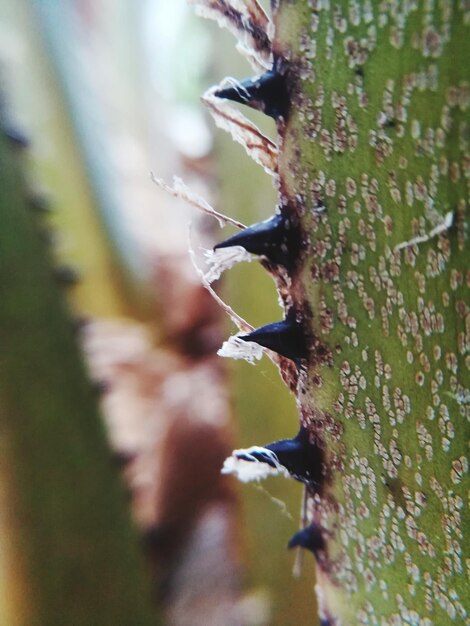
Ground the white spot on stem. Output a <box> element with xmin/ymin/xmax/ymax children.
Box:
<box><xmin>394</xmin><ymin>211</ymin><xmax>454</xmax><ymax>251</ymax></box>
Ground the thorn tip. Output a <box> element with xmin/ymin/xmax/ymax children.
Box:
<box><xmin>214</xmin><ymin>212</ymin><xmax>298</xmax><ymax>267</ymax></box>
<box><xmin>214</xmin><ymin>67</ymin><xmax>289</xmax><ymax>120</ymax></box>
<box><xmin>239</xmin><ymin>315</ymin><xmax>308</xmax><ymax>360</ymax></box>
<box><xmin>234</xmin><ymin>428</ymin><xmax>324</xmax><ymax>486</ymax></box>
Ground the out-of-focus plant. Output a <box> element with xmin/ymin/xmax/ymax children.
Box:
<box><xmin>0</xmin><ymin>125</ymin><xmax>159</xmax><ymax>625</ymax></box>
<box><xmin>0</xmin><ymin>2</ymin><xmax>284</xmax><ymax>624</ymax></box>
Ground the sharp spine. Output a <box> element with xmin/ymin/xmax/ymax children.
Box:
<box><xmin>214</xmin><ymin>212</ymin><xmax>297</xmax><ymax>267</ymax></box>
<box><xmin>288</xmin><ymin>524</ymin><xmax>326</xmax><ymax>558</ymax></box>
<box><xmin>2</xmin><ymin>124</ymin><xmax>30</xmax><ymax>148</ymax></box>
<box><xmin>29</xmin><ymin>194</ymin><xmax>53</xmax><ymax>214</ymax></box>
<box><xmin>54</xmin><ymin>264</ymin><xmax>81</xmax><ymax>287</ymax></box>
<box><xmin>239</xmin><ymin>315</ymin><xmax>308</xmax><ymax>360</ymax></box>
<box><xmin>235</xmin><ymin>428</ymin><xmax>323</xmax><ymax>485</ymax></box>
<box><xmin>214</xmin><ymin>67</ymin><xmax>289</xmax><ymax>120</ymax></box>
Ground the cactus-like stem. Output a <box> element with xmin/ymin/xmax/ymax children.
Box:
<box><xmin>0</xmin><ymin>129</ymin><xmax>158</xmax><ymax>624</ymax></box>
<box><xmin>202</xmin><ymin>1</ymin><xmax>470</xmax><ymax>624</ymax></box>
<box><xmin>272</xmin><ymin>2</ymin><xmax>469</xmax><ymax>623</ymax></box>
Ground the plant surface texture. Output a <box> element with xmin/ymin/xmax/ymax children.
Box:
<box><xmin>195</xmin><ymin>0</ymin><xmax>470</xmax><ymax>624</ymax></box>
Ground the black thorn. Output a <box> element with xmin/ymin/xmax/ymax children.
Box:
<box><xmin>54</xmin><ymin>264</ymin><xmax>81</xmax><ymax>287</ymax></box>
<box><xmin>71</xmin><ymin>315</ymin><xmax>91</xmax><ymax>334</ymax></box>
<box><xmin>112</xmin><ymin>450</ymin><xmax>135</xmax><ymax>469</ymax></box>
<box><xmin>92</xmin><ymin>379</ymin><xmax>111</xmax><ymax>397</ymax></box>
<box><xmin>38</xmin><ymin>227</ymin><xmax>57</xmax><ymax>248</ymax></box>
<box><xmin>29</xmin><ymin>194</ymin><xmax>53</xmax><ymax>214</ymax></box>
<box><xmin>288</xmin><ymin>524</ymin><xmax>326</xmax><ymax>558</ymax></box>
<box><xmin>214</xmin><ymin>212</ymin><xmax>298</xmax><ymax>268</ymax></box>
<box><xmin>235</xmin><ymin>427</ymin><xmax>324</xmax><ymax>485</ymax></box>
<box><xmin>239</xmin><ymin>315</ymin><xmax>308</xmax><ymax>360</ymax></box>
<box><xmin>236</xmin><ymin>448</ymin><xmax>278</xmax><ymax>468</ymax></box>
<box><xmin>141</xmin><ymin>525</ymin><xmax>167</xmax><ymax>553</ymax></box>
<box><xmin>3</xmin><ymin>124</ymin><xmax>30</xmax><ymax>148</ymax></box>
<box><xmin>214</xmin><ymin>67</ymin><xmax>289</xmax><ymax>120</ymax></box>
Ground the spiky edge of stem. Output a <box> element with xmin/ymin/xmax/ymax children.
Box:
<box><xmin>0</xmin><ymin>129</ymin><xmax>159</xmax><ymax>625</ymax></box>
<box><xmin>201</xmin><ymin>1</ymin><xmax>470</xmax><ymax>624</ymax></box>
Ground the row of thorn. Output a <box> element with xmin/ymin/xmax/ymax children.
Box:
<box><xmin>2</xmin><ymin>121</ymin><xmax>82</xmax><ymax>289</ymax></box>
<box><xmin>3</xmin><ymin>76</ymin><xmax>327</xmax><ymax>569</ymax></box>
<box><xmin>211</xmin><ymin>62</ymin><xmax>329</xmax><ymax>566</ymax></box>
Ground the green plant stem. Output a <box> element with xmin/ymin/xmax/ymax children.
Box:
<box><xmin>0</xmin><ymin>133</ymin><xmax>159</xmax><ymax>625</ymax></box>
<box><xmin>272</xmin><ymin>2</ymin><xmax>469</xmax><ymax>624</ymax></box>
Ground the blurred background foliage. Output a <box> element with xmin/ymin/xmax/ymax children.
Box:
<box><xmin>0</xmin><ymin>1</ymin><xmax>316</xmax><ymax>624</ymax></box>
